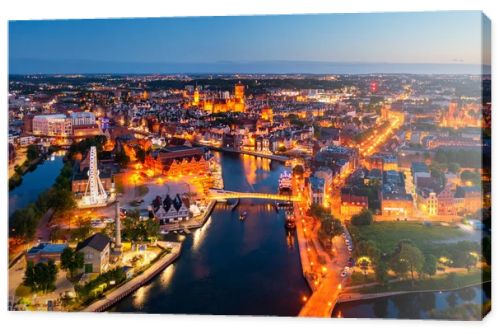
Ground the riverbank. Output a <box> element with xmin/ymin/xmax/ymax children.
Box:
<box><xmin>9</xmin><ymin>154</ymin><xmax>45</xmax><ymax>190</ymax></box>
<box><xmin>338</xmin><ymin>280</ymin><xmax>491</xmax><ymax>303</ymax></box>
<box><xmin>83</xmin><ymin>200</ymin><xmax>216</xmax><ymax>312</ymax></box>
<box><xmin>83</xmin><ymin>242</ymin><xmax>182</xmax><ymax>312</ymax></box>
<box><xmin>110</xmin><ymin>151</ymin><xmax>308</xmax><ymax>316</ymax></box>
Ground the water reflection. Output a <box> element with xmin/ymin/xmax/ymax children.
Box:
<box><xmin>333</xmin><ymin>283</ymin><xmax>489</xmax><ymax>320</ymax></box>
<box><xmin>9</xmin><ymin>154</ymin><xmax>64</xmax><ymax>215</ymax></box>
<box><xmin>111</xmin><ymin>152</ymin><xmax>309</xmax><ymax>316</ymax></box>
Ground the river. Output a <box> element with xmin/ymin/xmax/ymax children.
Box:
<box><xmin>332</xmin><ymin>283</ymin><xmax>491</xmax><ymax>320</ymax></box>
<box><xmin>110</xmin><ymin>151</ymin><xmax>310</xmax><ymax>316</ymax></box>
<box><xmin>9</xmin><ymin>153</ymin><xmax>65</xmax><ymax>216</ymax></box>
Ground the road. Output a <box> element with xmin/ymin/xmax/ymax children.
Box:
<box><xmin>299</xmin><ymin>230</ymin><xmax>351</xmax><ymax>317</ymax></box>
<box><xmin>293</xmin><ymin>175</ymin><xmax>352</xmax><ymax>317</ymax></box>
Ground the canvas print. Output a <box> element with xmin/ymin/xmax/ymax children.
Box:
<box><xmin>8</xmin><ymin>12</ymin><xmax>491</xmax><ymax>320</ymax></box>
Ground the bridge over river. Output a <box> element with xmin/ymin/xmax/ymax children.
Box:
<box><xmin>208</xmin><ymin>188</ymin><xmax>301</xmax><ymax>202</ymax></box>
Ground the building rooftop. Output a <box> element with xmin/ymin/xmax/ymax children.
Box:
<box><xmin>27</xmin><ymin>243</ymin><xmax>68</xmax><ymax>255</ymax></box>
<box><xmin>309</xmin><ymin>176</ymin><xmax>325</xmax><ymax>192</ymax></box>
<box><xmin>76</xmin><ymin>233</ymin><xmax>111</xmax><ymax>252</ymax></box>
<box><xmin>411</xmin><ymin>162</ymin><xmax>429</xmax><ymax>174</ymax></box>
<box><xmin>33</xmin><ymin>113</ymin><xmax>67</xmax><ymax>119</ymax></box>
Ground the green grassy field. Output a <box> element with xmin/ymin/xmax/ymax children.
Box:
<box><xmin>350</xmin><ymin>221</ymin><xmax>467</xmax><ymax>254</ymax></box>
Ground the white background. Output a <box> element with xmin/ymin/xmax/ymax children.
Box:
<box><xmin>0</xmin><ymin>0</ymin><xmax>498</xmax><ymax>333</ymax></box>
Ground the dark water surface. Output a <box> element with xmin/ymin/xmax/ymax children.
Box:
<box><xmin>9</xmin><ymin>154</ymin><xmax>64</xmax><ymax>216</ymax></box>
<box><xmin>110</xmin><ymin>152</ymin><xmax>310</xmax><ymax>316</ymax></box>
<box><xmin>333</xmin><ymin>283</ymin><xmax>491</xmax><ymax>320</ymax></box>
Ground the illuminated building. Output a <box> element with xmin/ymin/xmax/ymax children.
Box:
<box><xmin>440</xmin><ymin>100</ymin><xmax>481</xmax><ymax>128</ymax></box>
<box><xmin>381</xmin><ymin>170</ymin><xmax>413</xmax><ymax>218</ymax></box>
<box><xmin>144</xmin><ymin>145</ymin><xmax>212</xmax><ymax>177</ymax></box>
<box><xmin>260</xmin><ymin>106</ymin><xmax>273</xmax><ymax>122</ymax></box>
<box><xmin>381</xmin><ymin>193</ymin><xmax>414</xmax><ymax>217</ymax></box>
<box><xmin>185</xmin><ymin>83</ymin><xmax>245</xmax><ymax>113</ymax></box>
<box><xmin>234</xmin><ymin>82</ymin><xmax>244</xmax><ymax>101</ymax></box>
<box><xmin>26</xmin><ymin>243</ymin><xmax>68</xmax><ymax>265</ymax></box>
<box><xmin>76</xmin><ymin>233</ymin><xmax>111</xmax><ymax>274</ymax></box>
<box><xmin>152</xmin><ymin>194</ymin><xmax>190</xmax><ymax>226</ymax></box>
<box><xmin>416</xmin><ymin>190</ymin><xmax>438</xmax><ymax>216</ymax></box>
<box><xmin>191</xmin><ymin>87</ymin><xmax>201</xmax><ymax>106</ymax></box>
<box><xmin>32</xmin><ymin>114</ymin><xmax>72</xmax><ymax>137</ymax></box>
<box><xmin>309</xmin><ymin>176</ymin><xmax>326</xmax><ymax>207</ymax></box>
<box><xmin>340</xmin><ymin>193</ymin><xmax>369</xmax><ymax>220</ymax></box>
<box><xmin>70</xmin><ymin>111</ymin><xmax>96</xmax><ymax>126</ymax></box>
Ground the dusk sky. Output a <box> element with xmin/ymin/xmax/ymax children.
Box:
<box><xmin>9</xmin><ymin>11</ymin><xmax>490</xmax><ymax>74</ymax></box>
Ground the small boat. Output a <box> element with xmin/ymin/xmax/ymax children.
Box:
<box><xmin>239</xmin><ymin>211</ymin><xmax>248</xmax><ymax>221</ymax></box>
<box><xmin>284</xmin><ymin>210</ymin><xmax>296</xmax><ymax>229</ymax></box>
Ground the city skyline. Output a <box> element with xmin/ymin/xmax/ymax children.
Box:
<box><xmin>8</xmin><ymin>11</ymin><xmax>491</xmax><ymax>320</ymax></box>
<box><xmin>9</xmin><ymin>11</ymin><xmax>490</xmax><ymax>74</ymax></box>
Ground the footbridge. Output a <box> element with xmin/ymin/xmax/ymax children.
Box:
<box><xmin>208</xmin><ymin>188</ymin><xmax>301</xmax><ymax>202</ymax></box>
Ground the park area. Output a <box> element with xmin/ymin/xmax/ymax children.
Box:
<box><xmin>346</xmin><ymin>221</ymin><xmax>488</xmax><ymax>293</ymax></box>
<box><xmin>349</xmin><ymin>221</ymin><xmax>473</xmax><ymax>254</ymax></box>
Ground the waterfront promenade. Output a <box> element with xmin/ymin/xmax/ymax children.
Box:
<box><xmin>293</xmin><ymin>192</ymin><xmax>350</xmax><ymax>317</ymax></box>
<box><xmin>83</xmin><ymin>242</ymin><xmax>181</xmax><ymax>312</ymax></box>
<box><xmin>298</xmin><ymin>234</ymin><xmax>349</xmax><ymax>317</ymax></box>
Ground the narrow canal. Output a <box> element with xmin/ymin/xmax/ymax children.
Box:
<box><xmin>110</xmin><ymin>152</ymin><xmax>310</xmax><ymax>316</ymax></box>
<box><xmin>9</xmin><ymin>153</ymin><xmax>65</xmax><ymax>216</ymax></box>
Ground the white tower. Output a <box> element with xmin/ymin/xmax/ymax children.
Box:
<box><xmin>80</xmin><ymin>146</ymin><xmax>109</xmax><ymax>207</ymax></box>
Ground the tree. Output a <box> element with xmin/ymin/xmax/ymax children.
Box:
<box><xmin>320</xmin><ymin>216</ymin><xmax>343</xmax><ymax>239</ymax></box>
<box><xmin>60</xmin><ymin>247</ymin><xmax>84</xmax><ymax>279</ymax></box>
<box><xmin>447</xmin><ymin>162</ymin><xmax>461</xmax><ymax>175</ymax></box>
<box><xmin>9</xmin><ymin>205</ymin><xmax>39</xmax><ymax>240</ymax></box>
<box><xmin>359</xmin><ymin>258</ymin><xmax>370</xmax><ymax>277</ymax></box>
<box><xmin>354</xmin><ymin>240</ymin><xmax>381</xmax><ymax>264</ymax></box>
<box><xmin>46</xmin><ymin>188</ymin><xmax>76</xmax><ymax>212</ymax></box>
<box><xmin>26</xmin><ymin>144</ymin><xmax>40</xmax><ymax>161</ymax></box>
<box><xmin>460</xmin><ymin>170</ymin><xmax>481</xmax><ymax>186</ymax></box>
<box><xmin>292</xmin><ymin>165</ymin><xmax>304</xmax><ymax>177</ymax></box>
<box><xmin>422</xmin><ymin>254</ymin><xmax>437</xmax><ymax>278</ymax></box>
<box><xmin>390</xmin><ymin>241</ymin><xmax>424</xmax><ymax>283</ymax></box>
<box><xmin>375</xmin><ymin>259</ymin><xmax>389</xmax><ymax>286</ymax></box>
<box><xmin>351</xmin><ymin>208</ymin><xmax>373</xmax><ymax>226</ymax></box>
<box><xmin>463</xmin><ymin>252</ymin><xmax>478</xmax><ymax>272</ymax></box>
<box><xmin>23</xmin><ymin>261</ymin><xmax>58</xmax><ymax>293</ymax></box>
<box><xmin>144</xmin><ymin>218</ymin><xmax>160</xmax><ymax>242</ymax></box>
<box><xmin>398</xmin><ymin>243</ymin><xmax>424</xmax><ymax>282</ymax></box>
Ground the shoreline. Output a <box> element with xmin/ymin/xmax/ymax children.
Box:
<box><xmin>293</xmin><ymin>202</ymin><xmax>315</xmax><ymax>291</ymax></box>
<box><xmin>9</xmin><ymin>154</ymin><xmax>46</xmax><ymax>190</ymax></box>
<box><xmin>82</xmin><ymin>242</ymin><xmax>182</xmax><ymax>312</ymax></box>
<box><xmin>337</xmin><ymin>280</ymin><xmax>491</xmax><ymax>304</ymax></box>
<box><xmin>84</xmin><ymin>200</ymin><xmax>217</xmax><ymax>312</ymax></box>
